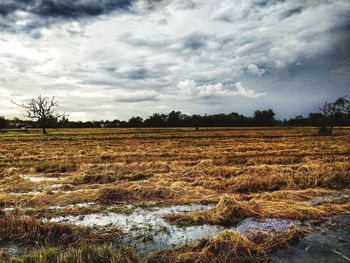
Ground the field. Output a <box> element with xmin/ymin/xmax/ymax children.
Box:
<box><xmin>0</xmin><ymin>127</ymin><xmax>349</xmax><ymax>263</ymax></box>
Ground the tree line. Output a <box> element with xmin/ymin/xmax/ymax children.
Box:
<box><xmin>0</xmin><ymin>96</ymin><xmax>349</xmax><ymax>133</ymax></box>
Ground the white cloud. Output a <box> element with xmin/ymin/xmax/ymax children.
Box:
<box><xmin>246</xmin><ymin>64</ymin><xmax>265</xmax><ymax>76</ymax></box>
<box><xmin>234</xmin><ymin>82</ymin><xmax>266</xmax><ymax>98</ymax></box>
<box><xmin>0</xmin><ymin>0</ymin><xmax>348</xmax><ymax>120</ymax></box>
<box><xmin>177</xmin><ymin>80</ymin><xmax>266</xmax><ymax>99</ymax></box>
<box><xmin>177</xmin><ymin>79</ymin><xmax>196</xmax><ymax>96</ymax></box>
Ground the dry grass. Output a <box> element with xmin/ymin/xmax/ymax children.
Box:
<box><xmin>245</xmin><ymin>188</ymin><xmax>338</xmax><ymax>201</ymax></box>
<box><xmin>0</xmin><ymin>212</ymin><xmax>122</xmax><ymax>246</ymax></box>
<box><xmin>97</xmin><ymin>185</ymin><xmax>174</xmax><ymax>204</ymax></box>
<box><xmin>164</xmin><ymin>193</ymin><xmax>350</xmax><ymax>225</ymax></box>
<box><xmin>0</xmin><ymin>128</ymin><xmax>349</xmax><ymax>210</ymax></box>
<box><xmin>3</xmin><ymin>244</ymin><xmax>140</xmax><ymax>263</ymax></box>
<box><xmin>34</xmin><ymin>160</ymin><xmax>78</xmax><ymax>173</ymax></box>
<box><xmin>0</xmin><ymin>127</ymin><xmax>349</xmax><ymax>261</ymax></box>
<box><xmin>96</xmin><ymin>182</ymin><xmax>215</xmax><ymax>205</ymax></box>
<box><xmin>146</xmin><ymin>225</ymin><xmax>311</xmax><ymax>263</ymax></box>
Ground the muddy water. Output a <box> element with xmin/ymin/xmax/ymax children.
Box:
<box><xmin>309</xmin><ymin>192</ymin><xmax>349</xmax><ymax>205</ymax></box>
<box><xmin>2</xmin><ymin>192</ymin><xmax>348</xmax><ymax>258</ymax></box>
<box><xmin>50</xmin><ymin>204</ymin><xmax>300</xmax><ymax>257</ymax></box>
<box><xmin>271</xmin><ymin>216</ymin><xmax>350</xmax><ymax>263</ymax></box>
<box><xmin>51</xmin><ymin>205</ymin><xmax>226</xmax><ymax>256</ymax></box>
<box><xmin>22</xmin><ymin>175</ymin><xmax>62</xmax><ymax>183</ymax></box>
<box><xmin>49</xmin><ymin>192</ymin><xmax>349</xmax><ymax>257</ymax></box>
<box><xmin>0</xmin><ymin>243</ymin><xmax>22</xmax><ymax>257</ymax></box>
<box><xmin>48</xmin><ymin>202</ymin><xmax>96</xmax><ymax>210</ymax></box>
<box><xmin>236</xmin><ymin>218</ymin><xmax>301</xmax><ymax>234</ymax></box>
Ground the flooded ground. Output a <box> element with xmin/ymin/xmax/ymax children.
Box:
<box><xmin>46</xmin><ymin>192</ymin><xmax>350</xmax><ymax>258</ymax></box>
<box><xmin>51</xmin><ymin>204</ymin><xmax>221</xmax><ymax>256</ymax></box>
<box><xmin>0</xmin><ymin>128</ymin><xmax>349</xmax><ymax>262</ymax></box>
<box><xmin>50</xmin><ymin>204</ymin><xmax>302</xmax><ymax>257</ymax></box>
<box><xmin>236</xmin><ymin>218</ymin><xmax>301</xmax><ymax>234</ymax></box>
<box><xmin>0</xmin><ymin>243</ymin><xmax>22</xmax><ymax>257</ymax></box>
<box><xmin>309</xmin><ymin>192</ymin><xmax>349</xmax><ymax>205</ymax></box>
<box><xmin>271</xmin><ymin>216</ymin><xmax>350</xmax><ymax>263</ymax></box>
<box><xmin>1</xmin><ymin>190</ymin><xmax>348</xmax><ymax>259</ymax></box>
<box><xmin>22</xmin><ymin>175</ymin><xmax>62</xmax><ymax>183</ymax></box>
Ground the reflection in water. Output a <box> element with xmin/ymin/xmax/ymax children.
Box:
<box><xmin>51</xmin><ymin>204</ymin><xmax>300</xmax><ymax>257</ymax></box>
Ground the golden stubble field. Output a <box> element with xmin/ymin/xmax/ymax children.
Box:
<box><xmin>0</xmin><ymin>127</ymin><xmax>349</xmax><ymax>262</ymax></box>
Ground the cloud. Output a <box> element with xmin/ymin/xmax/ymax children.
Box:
<box><xmin>246</xmin><ymin>64</ymin><xmax>266</xmax><ymax>76</ymax></box>
<box><xmin>331</xmin><ymin>66</ymin><xmax>350</xmax><ymax>80</ymax></box>
<box><xmin>177</xmin><ymin>80</ymin><xmax>266</xmax><ymax>99</ymax></box>
<box><xmin>181</xmin><ymin>32</ymin><xmax>208</xmax><ymax>50</ymax></box>
<box><xmin>114</xmin><ymin>90</ymin><xmax>159</xmax><ymax>102</ymax></box>
<box><xmin>0</xmin><ymin>0</ymin><xmax>133</xmax><ymax>18</ymax></box>
<box><xmin>126</xmin><ymin>68</ymin><xmax>150</xmax><ymax>80</ymax></box>
<box><xmin>210</xmin><ymin>4</ymin><xmax>234</xmax><ymax>23</ymax></box>
<box><xmin>234</xmin><ymin>82</ymin><xmax>266</xmax><ymax>98</ymax></box>
<box><xmin>0</xmin><ymin>0</ymin><xmax>163</xmax><ymax>34</ymax></box>
<box><xmin>280</xmin><ymin>6</ymin><xmax>303</xmax><ymax>20</ymax></box>
<box><xmin>0</xmin><ymin>0</ymin><xmax>349</xmax><ymax>121</ymax></box>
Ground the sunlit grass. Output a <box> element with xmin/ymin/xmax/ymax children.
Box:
<box><xmin>0</xmin><ymin>127</ymin><xmax>349</xmax><ymax>262</ymax></box>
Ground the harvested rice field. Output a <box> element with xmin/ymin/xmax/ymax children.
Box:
<box><xmin>0</xmin><ymin>127</ymin><xmax>349</xmax><ymax>263</ymax></box>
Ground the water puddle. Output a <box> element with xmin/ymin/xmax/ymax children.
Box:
<box><xmin>51</xmin><ymin>205</ymin><xmax>210</xmax><ymax>230</ymax></box>
<box><xmin>7</xmin><ymin>189</ymin><xmax>72</xmax><ymax>196</ymax></box>
<box><xmin>8</xmin><ymin>191</ymin><xmax>42</xmax><ymax>195</ymax></box>
<box><xmin>50</xmin><ymin>204</ymin><xmax>300</xmax><ymax>257</ymax></box>
<box><xmin>23</xmin><ymin>176</ymin><xmax>61</xmax><ymax>183</ymax></box>
<box><xmin>309</xmin><ymin>192</ymin><xmax>349</xmax><ymax>205</ymax></box>
<box><xmin>48</xmin><ymin>202</ymin><xmax>96</xmax><ymax>210</ymax></box>
<box><xmin>7</xmin><ymin>192</ymin><xmax>346</xmax><ymax>258</ymax></box>
<box><xmin>48</xmin><ymin>184</ymin><xmax>64</xmax><ymax>189</ymax></box>
<box><xmin>3</xmin><ymin>207</ymin><xmax>15</xmax><ymax>211</ymax></box>
<box><xmin>0</xmin><ymin>243</ymin><xmax>22</xmax><ymax>257</ymax></box>
<box><xmin>236</xmin><ymin>218</ymin><xmax>301</xmax><ymax>234</ymax></box>
<box><xmin>271</xmin><ymin>216</ymin><xmax>350</xmax><ymax>263</ymax></box>
<box><xmin>2</xmin><ymin>202</ymin><xmax>95</xmax><ymax>213</ymax></box>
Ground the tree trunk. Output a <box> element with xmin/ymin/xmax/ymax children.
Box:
<box><xmin>42</xmin><ymin>127</ymin><xmax>47</xmax><ymax>134</ymax></box>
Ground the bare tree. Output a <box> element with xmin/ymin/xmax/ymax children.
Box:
<box><xmin>12</xmin><ymin>95</ymin><xmax>66</xmax><ymax>134</ymax></box>
<box><xmin>319</xmin><ymin>96</ymin><xmax>349</xmax><ymax>134</ymax></box>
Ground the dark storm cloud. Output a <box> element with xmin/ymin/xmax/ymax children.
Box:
<box><xmin>126</xmin><ymin>68</ymin><xmax>150</xmax><ymax>80</ymax></box>
<box><xmin>1</xmin><ymin>0</ymin><xmax>350</xmax><ymax>121</ymax></box>
<box><xmin>0</xmin><ymin>2</ymin><xmax>18</xmax><ymax>16</ymax></box>
<box><xmin>0</xmin><ymin>0</ymin><xmax>132</xmax><ymax>18</ymax></box>
<box><xmin>102</xmin><ymin>66</ymin><xmax>118</xmax><ymax>73</ymax></box>
<box><xmin>251</xmin><ymin>0</ymin><xmax>286</xmax><ymax>8</ymax></box>
<box><xmin>35</xmin><ymin>0</ymin><xmax>133</xmax><ymax>17</ymax></box>
<box><xmin>181</xmin><ymin>32</ymin><xmax>208</xmax><ymax>50</ymax></box>
<box><xmin>280</xmin><ymin>6</ymin><xmax>303</xmax><ymax>19</ymax></box>
<box><xmin>97</xmin><ymin>65</ymin><xmax>165</xmax><ymax>81</ymax></box>
<box><xmin>0</xmin><ymin>0</ymin><xmax>163</xmax><ymax>34</ymax></box>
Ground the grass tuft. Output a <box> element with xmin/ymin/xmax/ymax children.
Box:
<box><xmin>35</xmin><ymin>161</ymin><xmax>78</xmax><ymax>173</ymax></box>
<box><xmin>146</xmin><ymin>225</ymin><xmax>310</xmax><ymax>263</ymax></box>
<box><xmin>0</xmin><ymin>213</ymin><xmax>122</xmax><ymax>246</ymax></box>
<box><xmin>6</xmin><ymin>244</ymin><xmax>140</xmax><ymax>263</ymax></box>
<box><xmin>164</xmin><ymin>193</ymin><xmax>350</xmax><ymax>225</ymax></box>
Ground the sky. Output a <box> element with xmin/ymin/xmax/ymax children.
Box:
<box><xmin>0</xmin><ymin>0</ymin><xmax>349</xmax><ymax>121</ymax></box>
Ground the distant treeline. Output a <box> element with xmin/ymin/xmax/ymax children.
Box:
<box><xmin>1</xmin><ymin>108</ymin><xmax>350</xmax><ymax>129</ymax></box>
